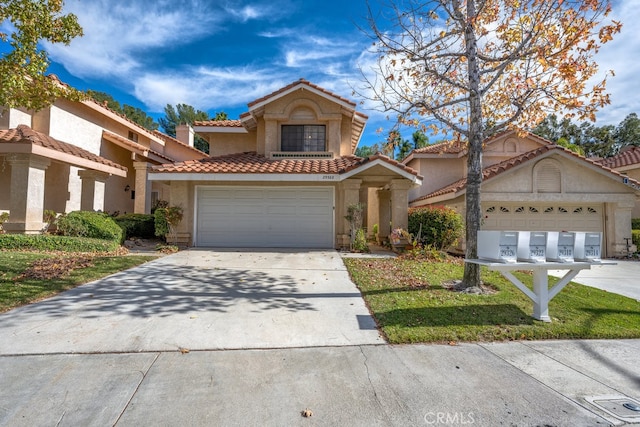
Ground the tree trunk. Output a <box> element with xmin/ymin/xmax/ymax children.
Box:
<box><xmin>461</xmin><ymin>0</ymin><xmax>483</xmax><ymax>288</ymax></box>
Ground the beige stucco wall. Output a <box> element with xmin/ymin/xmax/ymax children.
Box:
<box><xmin>1</xmin><ymin>108</ymin><xmax>32</xmax><ymax>129</ymax></box>
<box><xmin>483</xmin><ymin>134</ymin><xmax>545</xmax><ymax>167</ymax></box>
<box><xmin>407</xmin><ymin>157</ymin><xmax>465</xmax><ymax>201</ymax></box>
<box><xmin>207</xmin><ymin>132</ymin><xmax>257</xmax><ymax>156</ymax></box>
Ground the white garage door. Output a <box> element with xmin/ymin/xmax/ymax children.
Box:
<box><xmin>482</xmin><ymin>203</ymin><xmax>603</xmax><ymax>232</ymax></box>
<box><xmin>196</xmin><ymin>186</ymin><xmax>334</xmax><ymax>248</ymax></box>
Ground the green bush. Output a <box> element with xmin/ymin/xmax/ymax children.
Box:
<box><xmin>408</xmin><ymin>206</ymin><xmax>464</xmax><ymax>250</ymax></box>
<box><xmin>632</xmin><ymin>218</ymin><xmax>640</xmax><ymax>230</ymax></box>
<box><xmin>352</xmin><ymin>228</ymin><xmax>369</xmax><ymax>252</ymax></box>
<box><xmin>154</xmin><ymin>208</ymin><xmax>169</xmax><ymax>239</ymax></box>
<box><xmin>632</xmin><ymin>230</ymin><xmax>640</xmax><ymax>248</ymax></box>
<box><xmin>0</xmin><ymin>234</ymin><xmax>120</xmax><ymax>252</ymax></box>
<box><xmin>57</xmin><ymin>211</ymin><xmax>123</xmax><ymax>243</ymax></box>
<box><xmin>114</xmin><ymin>213</ymin><xmax>155</xmax><ymax>239</ymax></box>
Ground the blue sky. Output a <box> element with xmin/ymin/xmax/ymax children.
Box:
<box><xmin>16</xmin><ymin>0</ymin><xmax>640</xmax><ymax>147</ymax></box>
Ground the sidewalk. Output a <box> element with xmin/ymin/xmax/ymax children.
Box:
<box><xmin>2</xmin><ymin>340</ymin><xmax>639</xmax><ymax>426</ymax></box>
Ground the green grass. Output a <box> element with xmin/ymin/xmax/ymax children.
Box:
<box><xmin>0</xmin><ymin>251</ymin><xmax>156</xmax><ymax>313</ymax></box>
<box><xmin>344</xmin><ymin>257</ymin><xmax>640</xmax><ymax>343</ymax></box>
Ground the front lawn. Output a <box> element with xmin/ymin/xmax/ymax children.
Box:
<box><xmin>344</xmin><ymin>257</ymin><xmax>640</xmax><ymax>343</ymax></box>
<box><xmin>0</xmin><ymin>251</ymin><xmax>156</xmax><ymax>313</ymax></box>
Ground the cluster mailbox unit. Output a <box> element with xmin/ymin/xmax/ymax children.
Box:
<box><xmin>473</xmin><ymin>230</ymin><xmax>607</xmax><ymax>322</ymax></box>
<box><xmin>478</xmin><ymin>231</ymin><xmax>602</xmax><ymax>264</ymax></box>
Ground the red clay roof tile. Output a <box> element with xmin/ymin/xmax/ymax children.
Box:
<box><xmin>0</xmin><ymin>125</ymin><xmax>127</xmax><ymax>172</ymax></box>
<box><xmin>151</xmin><ymin>151</ymin><xmax>420</xmax><ymax>177</ymax></box>
<box><xmin>598</xmin><ymin>146</ymin><xmax>640</xmax><ymax>169</ymax></box>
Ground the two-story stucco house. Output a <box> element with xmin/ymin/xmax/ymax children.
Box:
<box><xmin>403</xmin><ymin>131</ymin><xmax>640</xmax><ymax>257</ymax></box>
<box><xmin>148</xmin><ymin>79</ymin><xmax>423</xmax><ymax>248</ymax></box>
<box><xmin>0</xmin><ymin>79</ymin><xmax>207</xmax><ymax>233</ymax></box>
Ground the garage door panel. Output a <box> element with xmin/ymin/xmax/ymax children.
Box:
<box><xmin>197</xmin><ymin>187</ymin><xmax>333</xmax><ymax>248</ymax></box>
<box><xmin>482</xmin><ymin>203</ymin><xmax>602</xmax><ymax>234</ymax></box>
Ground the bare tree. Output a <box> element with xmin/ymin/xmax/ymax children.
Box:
<box><xmin>359</xmin><ymin>0</ymin><xmax>620</xmax><ymax>287</ymax></box>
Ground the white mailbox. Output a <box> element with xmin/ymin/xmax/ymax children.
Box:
<box><xmin>478</xmin><ymin>231</ymin><xmax>518</xmax><ymax>263</ymax></box>
<box><xmin>574</xmin><ymin>232</ymin><xmax>602</xmax><ymax>262</ymax></box>
<box><xmin>517</xmin><ymin>231</ymin><xmax>547</xmax><ymax>263</ymax></box>
<box><xmin>546</xmin><ymin>232</ymin><xmax>575</xmax><ymax>262</ymax></box>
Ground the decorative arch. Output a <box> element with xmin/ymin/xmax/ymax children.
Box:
<box><xmin>503</xmin><ymin>137</ymin><xmax>518</xmax><ymax>153</ymax></box>
<box><xmin>281</xmin><ymin>98</ymin><xmax>323</xmax><ymax>121</ymax></box>
<box><xmin>533</xmin><ymin>158</ymin><xmax>562</xmax><ymax>193</ymax></box>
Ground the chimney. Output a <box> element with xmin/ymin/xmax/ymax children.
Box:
<box><xmin>176</xmin><ymin>124</ymin><xmax>195</xmax><ymax>147</ymax></box>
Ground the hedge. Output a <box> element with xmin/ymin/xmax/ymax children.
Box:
<box><xmin>632</xmin><ymin>218</ymin><xmax>640</xmax><ymax>230</ymax></box>
<box><xmin>408</xmin><ymin>206</ymin><xmax>464</xmax><ymax>250</ymax></box>
<box><xmin>0</xmin><ymin>234</ymin><xmax>121</xmax><ymax>252</ymax></box>
<box><xmin>57</xmin><ymin>211</ymin><xmax>124</xmax><ymax>243</ymax></box>
<box><xmin>114</xmin><ymin>213</ymin><xmax>155</xmax><ymax>239</ymax></box>
<box><xmin>633</xmin><ymin>230</ymin><xmax>640</xmax><ymax>248</ymax></box>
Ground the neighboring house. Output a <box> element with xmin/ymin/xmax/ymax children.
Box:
<box><xmin>597</xmin><ymin>146</ymin><xmax>640</xmax><ymax>218</ymax></box>
<box><xmin>0</xmin><ymin>78</ymin><xmax>207</xmax><ymax>233</ymax></box>
<box><xmin>403</xmin><ymin>130</ymin><xmax>640</xmax><ymax>257</ymax></box>
<box><xmin>148</xmin><ymin>79</ymin><xmax>422</xmax><ymax>248</ymax></box>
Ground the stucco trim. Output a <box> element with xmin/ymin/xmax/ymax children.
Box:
<box><xmin>340</xmin><ymin>158</ymin><xmax>423</xmax><ymax>185</ymax></box>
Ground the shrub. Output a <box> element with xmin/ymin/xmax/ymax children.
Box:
<box><xmin>632</xmin><ymin>218</ymin><xmax>640</xmax><ymax>230</ymax></box>
<box><xmin>154</xmin><ymin>208</ymin><xmax>169</xmax><ymax>239</ymax></box>
<box><xmin>0</xmin><ymin>234</ymin><xmax>120</xmax><ymax>252</ymax></box>
<box><xmin>57</xmin><ymin>211</ymin><xmax>124</xmax><ymax>243</ymax></box>
<box><xmin>352</xmin><ymin>228</ymin><xmax>369</xmax><ymax>252</ymax></box>
<box><xmin>0</xmin><ymin>212</ymin><xmax>9</xmax><ymax>232</ymax></box>
<box><xmin>632</xmin><ymin>230</ymin><xmax>640</xmax><ymax>248</ymax></box>
<box><xmin>114</xmin><ymin>213</ymin><xmax>155</xmax><ymax>239</ymax></box>
<box><xmin>154</xmin><ymin>206</ymin><xmax>183</xmax><ymax>243</ymax></box>
<box><xmin>408</xmin><ymin>206</ymin><xmax>464</xmax><ymax>250</ymax></box>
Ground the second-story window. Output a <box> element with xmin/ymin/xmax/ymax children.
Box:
<box><xmin>128</xmin><ymin>131</ymin><xmax>138</xmax><ymax>142</ymax></box>
<box><xmin>281</xmin><ymin>125</ymin><xmax>325</xmax><ymax>152</ymax></box>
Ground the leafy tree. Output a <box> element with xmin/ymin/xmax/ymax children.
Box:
<box><xmin>87</xmin><ymin>90</ymin><xmax>158</xmax><ymax>131</ymax></box>
<box><xmin>412</xmin><ymin>130</ymin><xmax>429</xmax><ymax>150</ymax></box>
<box><xmin>122</xmin><ymin>105</ymin><xmax>158</xmax><ymax>131</ymax></box>
<box><xmin>361</xmin><ymin>0</ymin><xmax>620</xmax><ymax>288</ymax></box>
<box><xmin>614</xmin><ymin>113</ymin><xmax>640</xmax><ymax>150</ymax></box>
<box><xmin>355</xmin><ymin>143</ymin><xmax>382</xmax><ymax>157</ymax></box>
<box><xmin>159</xmin><ymin>104</ymin><xmax>212</xmax><ymax>153</ymax></box>
<box><xmin>1</xmin><ymin>0</ymin><xmax>83</xmax><ymax>112</ymax></box>
<box><xmin>556</xmin><ymin>137</ymin><xmax>585</xmax><ymax>156</ymax></box>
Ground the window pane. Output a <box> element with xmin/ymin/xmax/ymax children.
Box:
<box><xmin>281</xmin><ymin>125</ymin><xmax>325</xmax><ymax>152</ymax></box>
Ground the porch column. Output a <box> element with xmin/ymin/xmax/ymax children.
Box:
<box><xmin>4</xmin><ymin>153</ymin><xmax>50</xmax><ymax>233</ymax></box>
<box><xmin>377</xmin><ymin>189</ymin><xmax>391</xmax><ymax>240</ymax></box>
<box><xmin>168</xmin><ymin>181</ymin><xmax>191</xmax><ymax>245</ymax></box>
<box><xmin>78</xmin><ymin>170</ymin><xmax>109</xmax><ymax>212</ymax></box>
<box><xmin>390</xmin><ymin>179</ymin><xmax>412</xmax><ymax>231</ymax></box>
<box><xmin>367</xmin><ymin>187</ymin><xmax>380</xmax><ymax>239</ymax></box>
<box><xmin>606</xmin><ymin>199</ymin><xmax>636</xmax><ymax>256</ymax></box>
<box><xmin>133</xmin><ymin>161</ymin><xmax>152</xmax><ymax>214</ymax></box>
<box><xmin>341</xmin><ymin>179</ymin><xmax>362</xmax><ymax>233</ymax></box>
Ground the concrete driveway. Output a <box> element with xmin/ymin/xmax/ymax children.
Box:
<box><xmin>549</xmin><ymin>259</ymin><xmax>640</xmax><ymax>301</ymax></box>
<box><xmin>0</xmin><ymin>249</ymin><xmax>383</xmax><ymax>355</ymax></box>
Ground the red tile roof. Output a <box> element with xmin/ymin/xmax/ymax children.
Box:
<box><xmin>192</xmin><ymin>120</ymin><xmax>243</xmax><ymax>127</ymax></box>
<box><xmin>598</xmin><ymin>146</ymin><xmax>640</xmax><ymax>169</ymax></box>
<box><xmin>411</xmin><ymin>144</ymin><xmax>639</xmax><ymax>203</ymax></box>
<box><xmin>410</xmin><ymin>130</ymin><xmax>552</xmax><ymax>156</ymax></box>
<box><xmin>0</xmin><ymin>125</ymin><xmax>127</xmax><ymax>172</ymax></box>
<box><xmin>248</xmin><ymin>78</ymin><xmax>357</xmax><ymax>108</ymax></box>
<box><xmin>151</xmin><ymin>151</ymin><xmax>420</xmax><ymax>177</ymax></box>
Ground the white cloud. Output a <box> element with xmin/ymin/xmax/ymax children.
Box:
<box><xmin>45</xmin><ymin>0</ymin><xmax>224</xmax><ymax>79</ymax></box>
<box><xmin>132</xmin><ymin>66</ymin><xmax>289</xmax><ymax>112</ymax></box>
<box><xmin>590</xmin><ymin>0</ymin><xmax>640</xmax><ymax>125</ymax></box>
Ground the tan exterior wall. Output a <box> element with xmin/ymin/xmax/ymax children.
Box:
<box><xmin>483</xmin><ymin>134</ymin><xmax>545</xmax><ymax>167</ymax></box>
<box><xmin>407</xmin><ymin>157</ymin><xmax>465</xmax><ymax>201</ymax></box>
<box><xmin>207</xmin><ymin>132</ymin><xmax>257</xmax><ymax>156</ymax></box>
<box><xmin>1</xmin><ymin>108</ymin><xmax>33</xmax><ymax>129</ymax></box>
